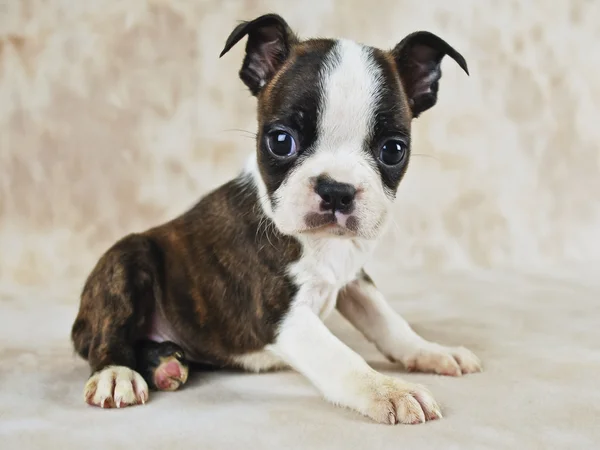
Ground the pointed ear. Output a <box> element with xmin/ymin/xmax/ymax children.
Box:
<box><xmin>391</xmin><ymin>31</ymin><xmax>469</xmax><ymax>118</ymax></box>
<box><xmin>219</xmin><ymin>14</ymin><xmax>299</xmax><ymax>96</ymax></box>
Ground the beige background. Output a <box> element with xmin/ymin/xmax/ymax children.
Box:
<box><xmin>2</xmin><ymin>1</ymin><xmax>600</xmax><ymax>449</ymax></box>
<box><xmin>2</xmin><ymin>0</ymin><xmax>600</xmax><ymax>291</ymax></box>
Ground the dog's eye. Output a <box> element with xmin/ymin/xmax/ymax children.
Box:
<box><xmin>266</xmin><ymin>131</ymin><xmax>297</xmax><ymax>158</ymax></box>
<box><xmin>379</xmin><ymin>139</ymin><xmax>407</xmax><ymax>166</ymax></box>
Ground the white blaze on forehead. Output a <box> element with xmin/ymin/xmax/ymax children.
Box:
<box><xmin>317</xmin><ymin>39</ymin><xmax>384</xmax><ymax>154</ymax></box>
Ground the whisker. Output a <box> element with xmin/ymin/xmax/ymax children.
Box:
<box><xmin>385</xmin><ymin>213</ymin><xmax>403</xmax><ymax>240</ymax></box>
<box><xmin>265</xmin><ymin>220</ymin><xmax>276</xmax><ymax>249</ymax></box>
<box><xmin>411</xmin><ymin>153</ymin><xmax>439</xmax><ymax>161</ymax></box>
<box><xmin>391</xmin><ymin>218</ymin><xmax>403</xmax><ymax>238</ymax></box>
<box><xmin>220</xmin><ymin>128</ymin><xmax>258</xmax><ymax>138</ymax></box>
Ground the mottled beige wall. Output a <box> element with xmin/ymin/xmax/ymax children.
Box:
<box><xmin>1</xmin><ymin>0</ymin><xmax>599</xmax><ymax>292</ymax></box>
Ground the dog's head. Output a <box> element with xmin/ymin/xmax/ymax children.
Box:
<box><xmin>220</xmin><ymin>14</ymin><xmax>468</xmax><ymax>240</ymax></box>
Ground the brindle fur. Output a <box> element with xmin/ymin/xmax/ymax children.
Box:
<box><xmin>72</xmin><ymin>28</ymin><xmax>335</xmax><ymax>378</ymax></box>
<box><xmin>72</xmin><ymin>14</ymin><xmax>470</xmax><ymax>406</ymax></box>
<box><xmin>71</xmin><ymin>177</ymin><xmax>301</xmax><ymax>374</ymax></box>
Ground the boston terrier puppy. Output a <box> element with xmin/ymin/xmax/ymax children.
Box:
<box><xmin>71</xmin><ymin>13</ymin><xmax>481</xmax><ymax>425</ymax></box>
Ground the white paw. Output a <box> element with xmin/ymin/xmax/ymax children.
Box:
<box><xmin>401</xmin><ymin>344</ymin><xmax>482</xmax><ymax>377</ymax></box>
<box><xmin>341</xmin><ymin>372</ymin><xmax>442</xmax><ymax>425</ymax></box>
<box><xmin>84</xmin><ymin>366</ymin><xmax>149</xmax><ymax>408</ymax></box>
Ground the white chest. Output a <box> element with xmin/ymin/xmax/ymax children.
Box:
<box><xmin>234</xmin><ymin>237</ymin><xmax>375</xmax><ymax>374</ymax></box>
<box><xmin>289</xmin><ymin>237</ymin><xmax>374</xmax><ymax>319</ymax></box>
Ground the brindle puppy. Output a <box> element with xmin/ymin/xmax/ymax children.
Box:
<box><xmin>71</xmin><ymin>13</ymin><xmax>481</xmax><ymax>424</ymax></box>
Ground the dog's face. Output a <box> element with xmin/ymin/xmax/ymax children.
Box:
<box><xmin>220</xmin><ymin>14</ymin><xmax>468</xmax><ymax>240</ymax></box>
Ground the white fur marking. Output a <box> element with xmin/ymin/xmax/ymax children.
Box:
<box><xmin>289</xmin><ymin>235</ymin><xmax>375</xmax><ymax>320</ymax></box>
<box><xmin>270</xmin><ymin>40</ymin><xmax>391</xmax><ymax>238</ymax></box>
<box><xmin>317</xmin><ymin>39</ymin><xmax>383</xmax><ymax>153</ymax></box>
<box><xmin>268</xmin><ymin>305</ymin><xmax>442</xmax><ymax>424</ymax></box>
<box><xmin>231</xmin><ymin>350</ymin><xmax>289</xmax><ymax>373</ymax></box>
<box><xmin>84</xmin><ymin>366</ymin><xmax>148</xmax><ymax>408</ymax></box>
<box><xmin>337</xmin><ymin>277</ymin><xmax>483</xmax><ymax>376</ymax></box>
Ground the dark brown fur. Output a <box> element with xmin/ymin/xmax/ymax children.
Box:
<box><xmin>72</xmin><ymin>13</ymin><xmax>469</xmax><ymax>402</ymax></box>
<box><xmin>71</xmin><ymin>33</ymin><xmax>338</xmax><ymax>383</ymax></box>
<box><xmin>71</xmin><ymin>178</ymin><xmax>301</xmax><ymax>374</ymax></box>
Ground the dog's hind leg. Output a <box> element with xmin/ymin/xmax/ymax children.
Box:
<box><xmin>134</xmin><ymin>340</ymin><xmax>189</xmax><ymax>392</ymax></box>
<box><xmin>71</xmin><ymin>233</ymin><xmax>163</xmax><ymax>408</ymax></box>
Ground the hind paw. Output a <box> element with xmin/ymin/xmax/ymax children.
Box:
<box><xmin>153</xmin><ymin>352</ymin><xmax>189</xmax><ymax>391</ymax></box>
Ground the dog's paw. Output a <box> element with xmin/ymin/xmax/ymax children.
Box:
<box><xmin>84</xmin><ymin>366</ymin><xmax>149</xmax><ymax>408</ymax></box>
<box><xmin>401</xmin><ymin>344</ymin><xmax>482</xmax><ymax>377</ymax></box>
<box><xmin>358</xmin><ymin>374</ymin><xmax>442</xmax><ymax>425</ymax></box>
<box><xmin>153</xmin><ymin>356</ymin><xmax>189</xmax><ymax>391</ymax></box>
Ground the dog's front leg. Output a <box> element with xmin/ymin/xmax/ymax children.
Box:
<box><xmin>336</xmin><ymin>271</ymin><xmax>482</xmax><ymax>377</ymax></box>
<box><xmin>267</xmin><ymin>304</ymin><xmax>442</xmax><ymax>424</ymax></box>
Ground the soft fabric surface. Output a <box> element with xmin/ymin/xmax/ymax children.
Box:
<box><xmin>2</xmin><ymin>270</ymin><xmax>600</xmax><ymax>449</ymax></box>
<box><xmin>1</xmin><ymin>0</ymin><xmax>599</xmax><ymax>448</ymax></box>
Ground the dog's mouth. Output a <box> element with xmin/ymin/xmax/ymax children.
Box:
<box><xmin>300</xmin><ymin>212</ymin><xmax>359</xmax><ymax>237</ymax></box>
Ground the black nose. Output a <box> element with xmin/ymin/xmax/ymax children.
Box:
<box><xmin>315</xmin><ymin>177</ymin><xmax>357</xmax><ymax>214</ymax></box>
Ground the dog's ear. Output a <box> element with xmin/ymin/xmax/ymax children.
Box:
<box><xmin>220</xmin><ymin>14</ymin><xmax>298</xmax><ymax>96</ymax></box>
<box><xmin>391</xmin><ymin>32</ymin><xmax>469</xmax><ymax>118</ymax></box>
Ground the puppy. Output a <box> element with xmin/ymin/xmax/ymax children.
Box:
<box><xmin>71</xmin><ymin>13</ymin><xmax>481</xmax><ymax>424</ymax></box>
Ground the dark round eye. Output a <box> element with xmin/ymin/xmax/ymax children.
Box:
<box><xmin>379</xmin><ymin>139</ymin><xmax>407</xmax><ymax>166</ymax></box>
<box><xmin>266</xmin><ymin>130</ymin><xmax>297</xmax><ymax>158</ymax></box>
